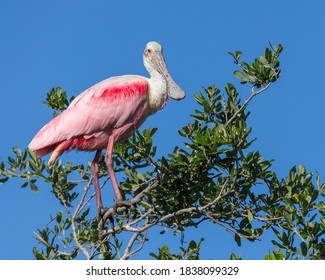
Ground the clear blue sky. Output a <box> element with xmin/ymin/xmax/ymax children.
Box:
<box><xmin>1</xmin><ymin>0</ymin><xmax>325</xmax><ymax>259</ymax></box>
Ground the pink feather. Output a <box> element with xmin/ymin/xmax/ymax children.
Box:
<box><xmin>29</xmin><ymin>75</ymin><xmax>150</xmax><ymax>162</ymax></box>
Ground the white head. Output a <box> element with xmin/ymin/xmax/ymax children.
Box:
<box><xmin>146</xmin><ymin>41</ymin><xmax>162</xmax><ymax>52</ymax></box>
<box><xmin>143</xmin><ymin>41</ymin><xmax>186</xmax><ymax>100</ymax></box>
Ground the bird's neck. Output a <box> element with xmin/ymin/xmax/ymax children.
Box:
<box><xmin>147</xmin><ymin>72</ymin><xmax>169</xmax><ymax>115</ymax></box>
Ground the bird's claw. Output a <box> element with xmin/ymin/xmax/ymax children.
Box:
<box><xmin>112</xmin><ymin>199</ymin><xmax>135</xmax><ymax>214</ymax></box>
<box><xmin>97</xmin><ymin>200</ymin><xmax>136</xmax><ymax>233</ymax></box>
<box><xmin>107</xmin><ymin>200</ymin><xmax>136</xmax><ymax>233</ymax></box>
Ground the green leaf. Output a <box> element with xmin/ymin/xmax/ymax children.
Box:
<box><xmin>234</xmin><ymin>71</ymin><xmax>248</xmax><ymax>82</ymax></box>
<box><xmin>235</xmin><ymin>234</ymin><xmax>241</xmax><ymax>246</ymax></box>
<box><xmin>30</xmin><ymin>181</ymin><xmax>39</xmax><ymax>192</ymax></box>
<box><xmin>298</xmin><ymin>164</ymin><xmax>305</xmax><ymax>175</ymax></box>
<box><xmin>247</xmin><ymin>210</ymin><xmax>254</xmax><ymax>223</ymax></box>
<box><xmin>235</xmin><ymin>51</ymin><xmax>242</xmax><ymax>60</ymax></box>
<box><xmin>228</xmin><ymin>51</ymin><xmax>242</xmax><ymax>63</ymax></box>
<box><xmin>0</xmin><ymin>177</ymin><xmax>9</xmax><ymax>184</ymax></box>
<box><xmin>20</xmin><ymin>182</ymin><xmax>29</xmax><ymax>188</ymax></box>
<box><xmin>259</xmin><ymin>55</ymin><xmax>269</xmax><ymax>66</ymax></box>
<box><xmin>137</xmin><ymin>172</ymin><xmax>145</xmax><ymax>182</ymax></box>
<box><xmin>300</xmin><ymin>242</ymin><xmax>307</xmax><ymax>256</ymax></box>
<box><xmin>33</xmin><ymin>247</ymin><xmax>46</xmax><ymax>260</ymax></box>
<box><xmin>188</xmin><ymin>240</ymin><xmax>197</xmax><ymax>250</ymax></box>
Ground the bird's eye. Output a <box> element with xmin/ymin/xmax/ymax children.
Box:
<box><xmin>147</xmin><ymin>49</ymin><xmax>152</xmax><ymax>53</ymax></box>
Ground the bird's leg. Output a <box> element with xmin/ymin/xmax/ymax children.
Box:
<box><xmin>91</xmin><ymin>150</ymin><xmax>103</xmax><ymax>221</ymax></box>
<box><xmin>105</xmin><ymin>137</ymin><xmax>123</xmax><ymax>201</ymax></box>
<box><xmin>105</xmin><ymin>137</ymin><xmax>134</xmax><ymax>211</ymax></box>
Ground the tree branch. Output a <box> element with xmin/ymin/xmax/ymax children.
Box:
<box><xmin>225</xmin><ymin>83</ymin><xmax>271</xmax><ymax>127</ymax></box>
<box><xmin>100</xmin><ymin>177</ymin><xmax>234</xmax><ymax>239</ymax></box>
<box><xmin>121</xmin><ymin>230</ymin><xmax>148</xmax><ymax>260</ymax></box>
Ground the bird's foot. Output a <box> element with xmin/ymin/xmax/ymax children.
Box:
<box><xmin>106</xmin><ymin>199</ymin><xmax>136</xmax><ymax>233</ymax></box>
<box><xmin>98</xmin><ymin>200</ymin><xmax>137</xmax><ymax>232</ymax></box>
<box><xmin>112</xmin><ymin>199</ymin><xmax>135</xmax><ymax>214</ymax></box>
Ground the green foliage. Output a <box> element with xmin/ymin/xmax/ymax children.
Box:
<box><xmin>264</xmin><ymin>250</ymin><xmax>285</xmax><ymax>260</ymax></box>
<box><xmin>43</xmin><ymin>87</ymin><xmax>75</xmax><ymax>117</ymax></box>
<box><xmin>229</xmin><ymin>252</ymin><xmax>242</xmax><ymax>260</ymax></box>
<box><xmin>229</xmin><ymin>43</ymin><xmax>283</xmax><ymax>88</ymax></box>
<box><xmin>0</xmin><ymin>147</ymin><xmax>46</xmax><ymax>192</ymax></box>
<box><xmin>2</xmin><ymin>42</ymin><xmax>325</xmax><ymax>260</ymax></box>
<box><xmin>150</xmin><ymin>239</ymin><xmax>204</xmax><ymax>260</ymax></box>
<box><xmin>268</xmin><ymin>165</ymin><xmax>325</xmax><ymax>259</ymax></box>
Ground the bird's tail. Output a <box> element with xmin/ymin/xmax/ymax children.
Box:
<box><xmin>28</xmin><ymin>144</ymin><xmax>55</xmax><ymax>158</ymax></box>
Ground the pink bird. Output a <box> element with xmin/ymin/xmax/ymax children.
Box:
<box><xmin>28</xmin><ymin>41</ymin><xmax>185</xmax><ymax>214</ymax></box>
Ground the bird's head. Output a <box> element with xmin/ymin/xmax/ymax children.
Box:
<box><xmin>144</xmin><ymin>41</ymin><xmax>186</xmax><ymax>100</ymax></box>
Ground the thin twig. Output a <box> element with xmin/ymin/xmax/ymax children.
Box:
<box><xmin>57</xmin><ymin>191</ymin><xmax>91</xmax><ymax>259</ymax></box>
<box><xmin>204</xmin><ymin>212</ymin><xmax>261</xmax><ymax>241</ymax></box>
<box><xmin>200</xmin><ymin>178</ymin><xmax>230</xmax><ymax>211</ymax></box>
<box><xmin>73</xmin><ymin>179</ymin><xmax>92</xmax><ymax>218</ymax></box>
<box><xmin>225</xmin><ymin>83</ymin><xmax>271</xmax><ymax>127</ymax></box>
<box><xmin>33</xmin><ymin>231</ymin><xmax>79</xmax><ymax>258</ymax></box>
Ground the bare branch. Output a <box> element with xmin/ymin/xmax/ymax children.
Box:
<box><xmin>69</xmin><ymin>213</ymin><xmax>91</xmax><ymax>259</ymax></box>
<box><xmin>225</xmin><ymin>83</ymin><xmax>271</xmax><ymax>127</ymax></box>
<box><xmin>100</xmin><ymin>177</ymin><xmax>234</xmax><ymax>238</ymax></box>
<box><xmin>56</xmin><ymin>188</ymin><xmax>92</xmax><ymax>260</ymax></box>
<box><xmin>121</xmin><ymin>230</ymin><xmax>148</xmax><ymax>260</ymax></box>
<box><xmin>73</xmin><ymin>179</ymin><xmax>92</xmax><ymax>218</ymax></box>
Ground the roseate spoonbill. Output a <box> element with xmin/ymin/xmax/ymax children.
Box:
<box><xmin>28</xmin><ymin>41</ymin><xmax>185</xmax><ymax>214</ymax></box>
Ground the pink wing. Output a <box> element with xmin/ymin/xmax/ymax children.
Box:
<box><xmin>29</xmin><ymin>75</ymin><xmax>150</xmax><ymax>157</ymax></box>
